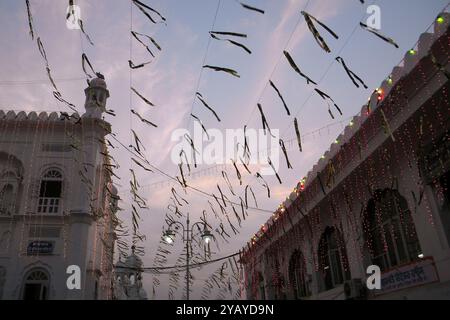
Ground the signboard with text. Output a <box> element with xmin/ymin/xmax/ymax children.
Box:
<box><xmin>27</xmin><ymin>241</ymin><xmax>54</xmax><ymax>255</ymax></box>
<box><xmin>377</xmin><ymin>257</ymin><xmax>439</xmax><ymax>295</ymax></box>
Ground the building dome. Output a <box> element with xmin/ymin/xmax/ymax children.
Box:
<box><xmin>125</xmin><ymin>254</ymin><xmax>143</xmax><ymax>269</ymax></box>
<box><xmin>115</xmin><ymin>259</ymin><xmax>127</xmax><ymax>273</ymax></box>
<box><xmin>89</xmin><ymin>76</ymin><xmax>107</xmax><ymax>89</ymax></box>
<box><xmin>125</xmin><ymin>246</ymin><xmax>143</xmax><ymax>269</ymax></box>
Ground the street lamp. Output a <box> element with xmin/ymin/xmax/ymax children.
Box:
<box><xmin>163</xmin><ymin>230</ymin><xmax>175</xmax><ymax>244</ymax></box>
<box><xmin>162</xmin><ymin>213</ymin><xmax>213</xmax><ymax>300</ymax></box>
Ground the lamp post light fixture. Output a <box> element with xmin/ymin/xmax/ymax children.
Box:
<box><xmin>163</xmin><ymin>230</ymin><xmax>175</xmax><ymax>244</ymax></box>
<box><xmin>162</xmin><ymin>213</ymin><xmax>214</xmax><ymax>300</ymax></box>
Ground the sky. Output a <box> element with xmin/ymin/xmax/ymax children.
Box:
<box><xmin>0</xmin><ymin>0</ymin><xmax>448</xmax><ymax>299</ymax></box>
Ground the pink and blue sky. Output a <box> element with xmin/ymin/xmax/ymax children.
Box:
<box><xmin>0</xmin><ymin>0</ymin><xmax>447</xmax><ymax>299</ymax></box>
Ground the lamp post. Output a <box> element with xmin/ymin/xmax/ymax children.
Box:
<box><xmin>162</xmin><ymin>213</ymin><xmax>213</xmax><ymax>300</ymax></box>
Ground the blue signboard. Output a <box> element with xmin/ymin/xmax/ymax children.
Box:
<box><xmin>27</xmin><ymin>241</ymin><xmax>54</xmax><ymax>255</ymax></box>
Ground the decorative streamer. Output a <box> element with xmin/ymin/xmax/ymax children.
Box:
<box><xmin>134</xmin><ymin>30</ymin><xmax>162</xmax><ymax>50</ymax></box>
<box><xmin>317</xmin><ymin>172</ymin><xmax>326</xmax><ymax>195</ymax></box>
<box><xmin>179</xmin><ymin>149</ymin><xmax>191</xmax><ymax>174</ymax></box>
<box><xmin>239</xmin><ymin>2</ymin><xmax>264</xmax><ymax>14</ymax></box>
<box><xmin>191</xmin><ymin>114</ymin><xmax>210</xmax><ymax>140</ymax></box>
<box><xmin>244</xmin><ymin>185</ymin><xmax>257</xmax><ymax>209</ymax></box>
<box><xmin>131</xmin><ymin>109</ymin><xmax>158</xmax><ymax>127</ymax></box>
<box><xmin>196</xmin><ymin>92</ymin><xmax>221</xmax><ymax>122</ymax></box>
<box><xmin>132</xmin><ymin>0</ymin><xmax>166</xmax><ymax>24</ymax></box>
<box><xmin>131</xmin><ymin>158</ymin><xmax>153</xmax><ymax>172</ymax></box>
<box><xmin>216</xmin><ymin>185</ymin><xmax>229</xmax><ymax>208</ymax></box>
<box><xmin>380</xmin><ymin>109</ymin><xmax>395</xmax><ymax>142</ymax></box>
<box><xmin>257</xmin><ymin>103</ymin><xmax>275</xmax><ymax>137</ymax></box>
<box><xmin>222</xmin><ymin>171</ymin><xmax>236</xmax><ymax>196</ymax></box>
<box><xmin>203</xmin><ymin>65</ymin><xmax>240</xmax><ymax>78</ymax></box>
<box><xmin>359</xmin><ymin>22</ymin><xmax>399</xmax><ymax>48</ymax></box>
<box><xmin>232</xmin><ymin>206</ymin><xmax>242</xmax><ymax>227</ymax></box>
<box><xmin>81</xmin><ymin>53</ymin><xmax>96</xmax><ymax>78</ymax></box>
<box><xmin>283</xmin><ymin>50</ymin><xmax>317</xmax><ymax>85</ymax></box>
<box><xmin>279</xmin><ymin>139</ymin><xmax>292</xmax><ymax>169</ymax></box>
<box><xmin>131</xmin><ymin>86</ymin><xmax>155</xmax><ymax>106</ymax></box>
<box><xmin>131</xmin><ymin>31</ymin><xmax>161</xmax><ymax>57</ymax></box>
<box><xmin>430</xmin><ymin>53</ymin><xmax>450</xmax><ymax>80</ymax></box>
<box><xmin>256</xmin><ymin>173</ymin><xmax>270</xmax><ymax>198</ymax></box>
<box><xmin>184</xmin><ymin>133</ymin><xmax>199</xmax><ymax>168</ymax></box>
<box><xmin>243</xmin><ymin>125</ymin><xmax>251</xmax><ymax>160</ymax></box>
<box><xmin>335</xmin><ymin>56</ymin><xmax>368</xmax><ymax>89</ymax></box>
<box><xmin>209</xmin><ymin>32</ymin><xmax>251</xmax><ymax>54</ymax></box>
<box><xmin>267</xmin><ymin>157</ymin><xmax>282</xmax><ymax>184</ymax></box>
<box><xmin>58</xmin><ymin>93</ymin><xmax>78</xmax><ymax>113</ymax></box>
<box><xmin>171</xmin><ymin>188</ymin><xmax>189</xmax><ymax>206</ymax></box>
<box><xmin>131</xmin><ymin>129</ymin><xmax>146</xmax><ymax>153</ymax></box>
<box><xmin>326</xmin><ymin>160</ymin><xmax>336</xmax><ymax>187</ymax></box>
<box><xmin>301</xmin><ymin>11</ymin><xmax>339</xmax><ymax>53</ymax></box>
<box><xmin>269</xmin><ymin>80</ymin><xmax>290</xmax><ymax>115</ymax></box>
<box><xmin>77</xmin><ymin>19</ymin><xmax>94</xmax><ymax>46</ymax></box>
<box><xmin>294</xmin><ymin>117</ymin><xmax>303</xmax><ymax>152</ymax></box>
<box><xmin>210</xmin><ymin>31</ymin><xmax>247</xmax><ymax>38</ymax></box>
<box><xmin>25</xmin><ymin>0</ymin><xmax>34</xmax><ymax>40</ymax></box>
<box><xmin>314</xmin><ymin>88</ymin><xmax>342</xmax><ymax>119</ymax></box>
<box><xmin>231</xmin><ymin>159</ymin><xmax>242</xmax><ymax>185</ymax></box>
<box><xmin>177</xmin><ymin>163</ymin><xmax>188</xmax><ymax>188</ymax></box>
<box><xmin>128</xmin><ymin>60</ymin><xmax>152</xmax><ymax>69</ymax></box>
<box><xmin>239</xmin><ymin>157</ymin><xmax>252</xmax><ymax>174</ymax></box>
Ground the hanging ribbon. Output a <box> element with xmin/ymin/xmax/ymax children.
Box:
<box><xmin>294</xmin><ymin>117</ymin><xmax>303</xmax><ymax>152</ymax></box>
<box><xmin>196</xmin><ymin>92</ymin><xmax>221</xmax><ymax>122</ymax></box>
<box><xmin>210</xmin><ymin>32</ymin><xmax>251</xmax><ymax>54</ymax></box>
<box><xmin>256</xmin><ymin>173</ymin><xmax>270</xmax><ymax>198</ymax></box>
<box><xmin>283</xmin><ymin>50</ymin><xmax>317</xmax><ymax>85</ymax></box>
<box><xmin>269</xmin><ymin>80</ymin><xmax>290</xmax><ymax>115</ymax></box>
<box><xmin>132</xmin><ymin>0</ymin><xmax>166</xmax><ymax>24</ymax></box>
<box><xmin>203</xmin><ymin>65</ymin><xmax>240</xmax><ymax>78</ymax></box>
<box><xmin>191</xmin><ymin>114</ymin><xmax>210</xmax><ymax>140</ymax></box>
<box><xmin>301</xmin><ymin>11</ymin><xmax>339</xmax><ymax>53</ymax></box>
<box><xmin>360</xmin><ymin>22</ymin><xmax>399</xmax><ymax>48</ymax></box>
<box><xmin>239</xmin><ymin>2</ymin><xmax>264</xmax><ymax>14</ymax></box>
<box><xmin>335</xmin><ymin>56</ymin><xmax>368</xmax><ymax>89</ymax></box>
<box><xmin>131</xmin><ymin>109</ymin><xmax>158</xmax><ymax>127</ymax></box>
<box><xmin>279</xmin><ymin>139</ymin><xmax>292</xmax><ymax>169</ymax></box>
<box><xmin>131</xmin><ymin>86</ymin><xmax>155</xmax><ymax>106</ymax></box>
<box><xmin>314</xmin><ymin>88</ymin><xmax>342</xmax><ymax>119</ymax></box>
<box><xmin>257</xmin><ymin>103</ymin><xmax>275</xmax><ymax>137</ymax></box>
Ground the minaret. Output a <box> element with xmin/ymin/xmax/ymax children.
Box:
<box><xmin>84</xmin><ymin>73</ymin><xmax>110</xmax><ymax>117</ymax></box>
<box><xmin>113</xmin><ymin>246</ymin><xmax>148</xmax><ymax>300</ymax></box>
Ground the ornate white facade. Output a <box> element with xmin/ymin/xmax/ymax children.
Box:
<box><xmin>241</xmin><ymin>13</ymin><xmax>450</xmax><ymax>300</ymax></box>
<box><xmin>0</xmin><ymin>75</ymin><xmax>118</xmax><ymax>299</ymax></box>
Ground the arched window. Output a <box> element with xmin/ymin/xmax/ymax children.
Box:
<box><xmin>37</xmin><ymin>169</ymin><xmax>63</xmax><ymax>214</ymax></box>
<box><xmin>0</xmin><ymin>183</ymin><xmax>15</xmax><ymax>215</ymax></box>
<box><xmin>22</xmin><ymin>269</ymin><xmax>49</xmax><ymax>300</ymax></box>
<box><xmin>318</xmin><ymin>227</ymin><xmax>351</xmax><ymax>291</ymax></box>
<box><xmin>289</xmin><ymin>250</ymin><xmax>310</xmax><ymax>299</ymax></box>
<box><xmin>363</xmin><ymin>189</ymin><xmax>422</xmax><ymax>271</ymax></box>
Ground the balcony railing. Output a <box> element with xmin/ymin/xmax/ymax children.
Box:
<box><xmin>37</xmin><ymin>197</ymin><xmax>61</xmax><ymax>214</ymax></box>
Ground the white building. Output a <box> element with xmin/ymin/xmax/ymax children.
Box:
<box><xmin>0</xmin><ymin>75</ymin><xmax>118</xmax><ymax>299</ymax></box>
<box><xmin>113</xmin><ymin>246</ymin><xmax>148</xmax><ymax>300</ymax></box>
<box><xmin>241</xmin><ymin>13</ymin><xmax>450</xmax><ymax>300</ymax></box>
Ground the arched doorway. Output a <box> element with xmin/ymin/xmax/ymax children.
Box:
<box><xmin>362</xmin><ymin>188</ymin><xmax>422</xmax><ymax>271</ymax></box>
<box><xmin>22</xmin><ymin>269</ymin><xmax>50</xmax><ymax>300</ymax></box>
<box><xmin>288</xmin><ymin>250</ymin><xmax>310</xmax><ymax>299</ymax></box>
<box><xmin>318</xmin><ymin>226</ymin><xmax>351</xmax><ymax>291</ymax></box>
